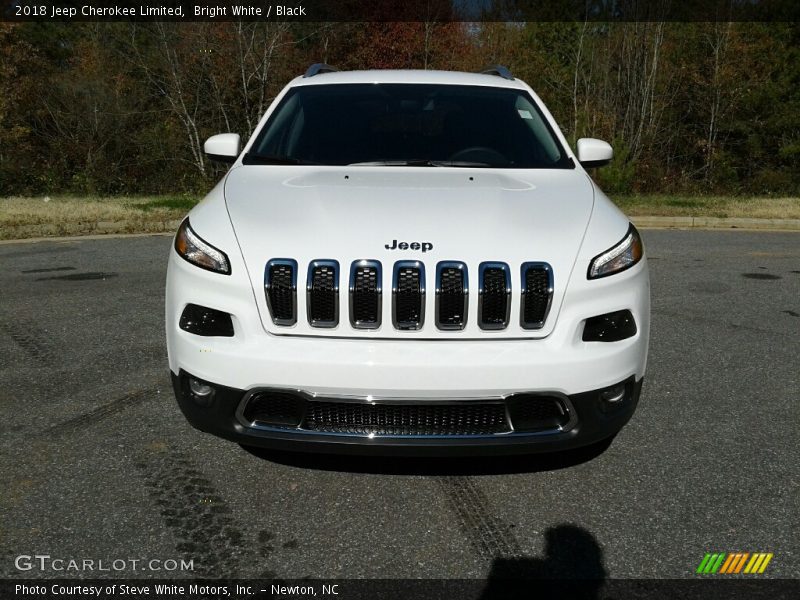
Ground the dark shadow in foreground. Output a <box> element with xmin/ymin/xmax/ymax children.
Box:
<box><xmin>240</xmin><ymin>436</ymin><xmax>614</xmax><ymax>475</ymax></box>
<box><xmin>480</xmin><ymin>525</ymin><xmax>606</xmax><ymax>600</ymax></box>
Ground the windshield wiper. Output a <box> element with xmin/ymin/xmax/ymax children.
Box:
<box><xmin>347</xmin><ymin>159</ymin><xmax>491</xmax><ymax>167</ymax></box>
<box><xmin>429</xmin><ymin>160</ymin><xmax>492</xmax><ymax>168</ymax></box>
<box><xmin>348</xmin><ymin>160</ymin><xmax>431</xmax><ymax>166</ymax></box>
<box><xmin>243</xmin><ymin>153</ymin><xmax>316</xmax><ymax>165</ymax></box>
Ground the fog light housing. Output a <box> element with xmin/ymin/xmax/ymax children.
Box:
<box><xmin>188</xmin><ymin>377</ymin><xmax>215</xmax><ymax>407</ymax></box>
<box><xmin>583</xmin><ymin>310</ymin><xmax>637</xmax><ymax>342</ymax></box>
<box><xmin>597</xmin><ymin>378</ymin><xmax>633</xmax><ymax>414</ymax></box>
<box><xmin>600</xmin><ymin>384</ymin><xmax>625</xmax><ymax>404</ymax></box>
<box><xmin>179</xmin><ymin>304</ymin><xmax>234</xmax><ymax>337</ymax></box>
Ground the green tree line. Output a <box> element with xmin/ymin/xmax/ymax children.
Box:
<box><xmin>0</xmin><ymin>21</ymin><xmax>797</xmax><ymax>196</ymax></box>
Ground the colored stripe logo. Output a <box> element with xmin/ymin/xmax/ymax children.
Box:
<box><xmin>696</xmin><ymin>552</ymin><xmax>773</xmax><ymax>574</ymax></box>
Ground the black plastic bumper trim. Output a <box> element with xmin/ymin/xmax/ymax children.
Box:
<box><xmin>172</xmin><ymin>371</ymin><xmax>643</xmax><ymax>457</ymax></box>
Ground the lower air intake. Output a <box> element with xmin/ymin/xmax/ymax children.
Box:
<box><xmin>506</xmin><ymin>394</ymin><xmax>570</xmax><ymax>432</ymax></box>
<box><xmin>304</xmin><ymin>401</ymin><xmax>510</xmax><ymax>436</ymax></box>
<box><xmin>237</xmin><ymin>390</ymin><xmax>575</xmax><ymax>437</ymax></box>
<box><xmin>242</xmin><ymin>391</ymin><xmax>305</xmax><ymax>427</ymax></box>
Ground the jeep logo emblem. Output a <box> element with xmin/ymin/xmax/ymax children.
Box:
<box><xmin>385</xmin><ymin>239</ymin><xmax>433</xmax><ymax>252</ymax></box>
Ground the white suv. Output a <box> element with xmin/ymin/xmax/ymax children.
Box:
<box><xmin>166</xmin><ymin>65</ymin><xmax>650</xmax><ymax>455</ymax></box>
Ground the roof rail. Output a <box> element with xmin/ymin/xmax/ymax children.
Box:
<box><xmin>303</xmin><ymin>63</ymin><xmax>339</xmax><ymax>78</ymax></box>
<box><xmin>479</xmin><ymin>65</ymin><xmax>514</xmax><ymax>81</ymax></box>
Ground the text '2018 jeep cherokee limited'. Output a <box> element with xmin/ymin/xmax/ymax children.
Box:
<box><xmin>167</xmin><ymin>64</ymin><xmax>650</xmax><ymax>455</ymax></box>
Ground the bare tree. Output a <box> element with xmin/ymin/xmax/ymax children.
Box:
<box><xmin>617</xmin><ymin>21</ymin><xmax>665</xmax><ymax>161</ymax></box>
<box><xmin>127</xmin><ymin>22</ymin><xmax>209</xmax><ymax>176</ymax></box>
<box><xmin>572</xmin><ymin>19</ymin><xmax>589</xmax><ymax>144</ymax></box>
<box><xmin>229</xmin><ymin>21</ymin><xmax>292</xmax><ymax>136</ymax></box>
<box><xmin>704</xmin><ymin>21</ymin><xmax>733</xmax><ymax>179</ymax></box>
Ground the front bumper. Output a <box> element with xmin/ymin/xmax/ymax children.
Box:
<box><xmin>166</xmin><ymin>240</ymin><xmax>649</xmax><ymax>455</ymax></box>
<box><xmin>172</xmin><ymin>370</ymin><xmax>643</xmax><ymax>456</ymax></box>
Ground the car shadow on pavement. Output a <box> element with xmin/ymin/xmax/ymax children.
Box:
<box><xmin>479</xmin><ymin>525</ymin><xmax>607</xmax><ymax>599</ymax></box>
<box><xmin>239</xmin><ymin>436</ymin><xmax>614</xmax><ymax>475</ymax></box>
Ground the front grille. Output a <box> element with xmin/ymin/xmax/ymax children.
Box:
<box><xmin>263</xmin><ymin>258</ymin><xmax>555</xmax><ymax>333</ymax></box>
<box><xmin>436</xmin><ymin>262</ymin><xmax>468</xmax><ymax>330</ymax></box>
<box><xmin>350</xmin><ymin>260</ymin><xmax>382</xmax><ymax>328</ymax></box>
<box><xmin>393</xmin><ymin>261</ymin><xmax>425</xmax><ymax>330</ymax></box>
<box><xmin>479</xmin><ymin>263</ymin><xmax>511</xmax><ymax>330</ymax></box>
<box><xmin>265</xmin><ymin>259</ymin><xmax>297</xmax><ymax>326</ymax></box>
<box><xmin>304</xmin><ymin>401</ymin><xmax>510</xmax><ymax>435</ymax></box>
<box><xmin>307</xmin><ymin>260</ymin><xmax>339</xmax><ymax>327</ymax></box>
<box><xmin>520</xmin><ymin>262</ymin><xmax>553</xmax><ymax>329</ymax></box>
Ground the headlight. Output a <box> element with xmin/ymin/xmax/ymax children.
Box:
<box><xmin>174</xmin><ymin>218</ymin><xmax>231</xmax><ymax>275</ymax></box>
<box><xmin>587</xmin><ymin>224</ymin><xmax>643</xmax><ymax>279</ymax></box>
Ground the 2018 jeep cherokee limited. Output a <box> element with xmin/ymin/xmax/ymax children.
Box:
<box><xmin>166</xmin><ymin>65</ymin><xmax>650</xmax><ymax>455</ymax></box>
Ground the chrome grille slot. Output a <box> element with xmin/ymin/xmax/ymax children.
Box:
<box><xmin>265</xmin><ymin>259</ymin><xmax>297</xmax><ymax>326</ymax></box>
<box><xmin>478</xmin><ymin>262</ymin><xmax>511</xmax><ymax>330</ymax></box>
<box><xmin>306</xmin><ymin>260</ymin><xmax>339</xmax><ymax>328</ymax></box>
<box><xmin>349</xmin><ymin>260</ymin><xmax>382</xmax><ymax>329</ymax></box>
<box><xmin>392</xmin><ymin>261</ymin><xmax>425</xmax><ymax>330</ymax></box>
<box><xmin>520</xmin><ymin>262</ymin><xmax>553</xmax><ymax>329</ymax></box>
<box><xmin>436</xmin><ymin>262</ymin><xmax>468</xmax><ymax>330</ymax></box>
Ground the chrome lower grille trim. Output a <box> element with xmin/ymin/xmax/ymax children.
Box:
<box><xmin>235</xmin><ymin>388</ymin><xmax>577</xmax><ymax>438</ymax></box>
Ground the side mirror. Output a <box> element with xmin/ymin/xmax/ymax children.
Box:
<box><xmin>576</xmin><ymin>138</ymin><xmax>613</xmax><ymax>168</ymax></box>
<box><xmin>204</xmin><ymin>133</ymin><xmax>241</xmax><ymax>164</ymax></box>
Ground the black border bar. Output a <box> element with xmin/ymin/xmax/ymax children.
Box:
<box><xmin>3</xmin><ymin>0</ymin><xmax>799</xmax><ymax>22</ymax></box>
<box><xmin>2</xmin><ymin>578</ymin><xmax>799</xmax><ymax>600</ymax></box>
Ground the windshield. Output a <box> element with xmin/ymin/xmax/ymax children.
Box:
<box><xmin>245</xmin><ymin>84</ymin><xmax>573</xmax><ymax>169</ymax></box>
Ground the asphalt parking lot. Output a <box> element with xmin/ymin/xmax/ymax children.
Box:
<box><xmin>0</xmin><ymin>230</ymin><xmax>798</xmax><ymax>583</ymax></box>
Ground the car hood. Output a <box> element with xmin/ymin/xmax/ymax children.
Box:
<box><xmin>224</xmin><ymin>166</ymin><xmax>594</xmax><ymax>339</ymax></box>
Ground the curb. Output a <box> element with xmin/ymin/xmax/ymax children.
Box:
<box><xmin>0</xmin><ymin>231</ymin><xmax>175</xmax><ymax>245</ymax></box>
<box><xmin>0</xmin><ymin>219</ymin><xmax>183</xmax><ymax>244</ymax></box>
<box><xmin>632</xmin><ymin>216</ymin><xmax>800</xmax><ymax>231</ymax></box>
